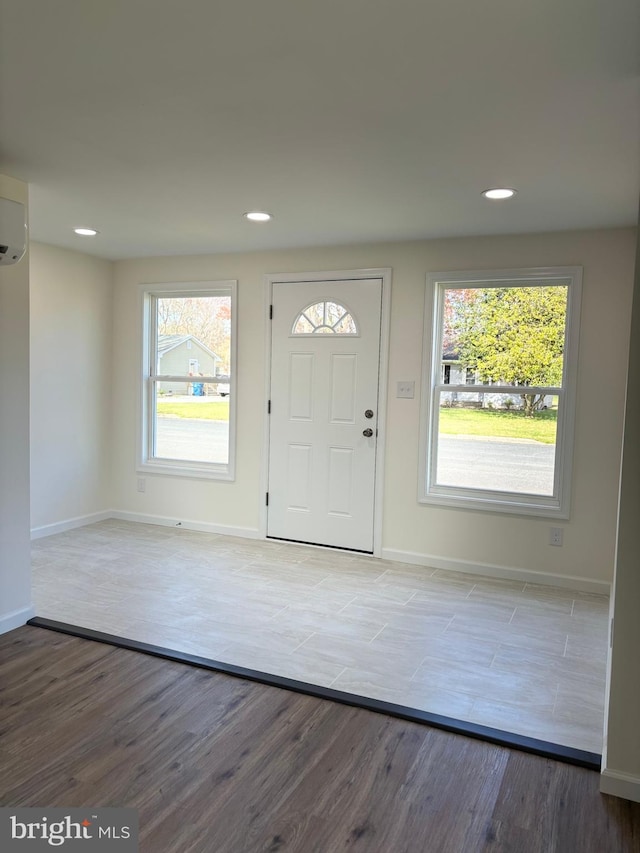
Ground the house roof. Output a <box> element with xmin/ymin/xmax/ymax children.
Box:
<box><xmin>1</xmin><ymin>1</ymin><xmax>637</xmax><ymax>260</ymax></box>
<box><xmin>442</xmin><ymin>347</ymin><xmax>460</xmax><ymax>362</ymax></box>
<box><xmin>157</xmin><ymin>335</ymin><xmax>220</xmax><ymax>361</ymax></box>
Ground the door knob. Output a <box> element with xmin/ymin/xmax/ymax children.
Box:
<box><xmin>362</xmin><ymin>428</ymin><xmax>373</xmax><ymax>437</ymax></box>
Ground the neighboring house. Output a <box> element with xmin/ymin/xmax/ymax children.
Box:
<box><xmin>441</xmin><ymin>348</ymin><xmax>553</xmax><ymax>410</ymax></box>
<box><xmin>157</xmin><ymin>334</ymin><xmax>222</xmax><ymax>394</ymax></box>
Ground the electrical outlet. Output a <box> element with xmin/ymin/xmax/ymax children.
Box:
<box><xmin>549</xmin><ymin>527</ymin><xmax>563</xmax><ymax>546</ymax></box>
<box><xmin>137</xmin><ymin>478</ymin><xmax>146</xmax><ymax>493</ymax></box>
<box><xmin>397</xmin><ymin>381</ymin><xmax>415</xmax><ymax>399</ymax></box>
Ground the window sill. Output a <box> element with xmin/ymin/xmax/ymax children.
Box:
<box><xmin>419</xmin><ymin>490</ymin><xmax>568</xmax><ymax>519</ymax></box>
<box><xmin>138</xmin><ymin>461</ymin><xmax>235</xmax><ymax>482</ymax></box>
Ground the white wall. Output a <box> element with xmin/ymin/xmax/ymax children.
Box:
<box><xmin>0</xmin><ymin>174</ymin><xmax>32</xmax><ymax>633</ymax></box>
<box><xmin>601</xmin><ymin>221</ymin><xmax>640</xmax><ymax>802</ymax></box>
<box><xmin>112</xmin><ymin>228</ymin><xmax>636</xmax><ymax>587</ymax></box>
<box><xmin>30</xmin><ymin>242</ymin><xmax>113</xmax><ymax>535</ymax></box>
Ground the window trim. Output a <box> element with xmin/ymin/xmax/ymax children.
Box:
<box><xmin>137</xmin><ymin>279</ymin><xmax>237</xmax><ymax>481</ymax></box>
<box><xmin>418</xmin><ymin>266</ymin><xmax>582</xmax><ymax>518</ymax></box>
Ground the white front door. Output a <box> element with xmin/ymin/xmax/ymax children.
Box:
<box><xmin>267</xmin><ymin>277</ymin><xmax>383</xmax><ymax>552</ymax></box>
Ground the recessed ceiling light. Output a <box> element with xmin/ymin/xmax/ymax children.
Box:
<box><xmin>74</xmin><ymin>227</ymin><xmax>99</xmax><ymax>236</ymax></box>
<box><xmin>244</xmin><ymin>211</ymin><xmax>273</xmax><ymax>222</ymax></box>
<box><xmin>482</xmin><ymin>188</ymin><xmax>517</xmax><ymax>200</ymax></box>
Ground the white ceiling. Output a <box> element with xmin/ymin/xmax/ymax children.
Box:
<box><xmin>1</xmin><ymin>0</ymin><xmax>638</xmax><ymax>260</ymax></box>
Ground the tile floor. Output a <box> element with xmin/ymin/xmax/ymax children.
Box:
<box><xmin>31</xmin><ymin>520</ymin><xmax>609</xmax><ymax>753</ymax></box>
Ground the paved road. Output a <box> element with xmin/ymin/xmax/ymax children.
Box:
<box><xmin>437</xmin><ymin>435</ymin><xmax>555</xmax><ymax>495</ymax></box>
<box><xmin>157</xmin><ymin>417</ymin><xmax>555</xmax><ymax>494</ymax></box>
<box><xmin>156</xmin><ymin>417</ymin><xmax>229</xmax><ymax>464</ymax></box>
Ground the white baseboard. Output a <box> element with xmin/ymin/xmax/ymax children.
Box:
<box><xmin>0</xmin><ymin>605</ymin><xmax>36</xmax><ymax>635</ymax></box>
<box><xmin>28</xmin><ymin>512</ymin><xmax>611</xmax><ymax>594</ymax></box>
<box><xmin>30</xmin><ymin>509</ymin><xmax>260</xmax><ymax>541</ymax></box>
<box><xmin>31</xmin><ymin>510</ymin><xmax>113</xmax><ymax>540</ymax></box>
<box><xmin>110</xmin><ymin>510</ymin><xmax>260</xmax><ymax>540</ymax></box>
<box><xmin>381</xmin><ymin>548</ymin><xmax>610</xmax><ymax>595</ymax></box>
<box><xmin>600</xmin><ymin>768</ymin><xmax>640</xmax><ymax>803</ymax></box>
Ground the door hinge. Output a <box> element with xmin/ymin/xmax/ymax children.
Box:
<box><xmin>266</xmin><ymin>492</ymin><xmax>269</xmax><ymax>506</ymax></box>
<box><xmin>268</xmin><ymin>399</ymin><xmax>271</xmax><ymax>414</ymax></box>
<box><xmin>269</xmin><ymin>304</ymin><xmax>273</xmax><ymax>319</ymax></box>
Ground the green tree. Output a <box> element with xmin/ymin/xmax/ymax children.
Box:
<box><xmin>447</xmin><ymin>285</ymin><xmax>567</xmax><ymax>417</ymax></box>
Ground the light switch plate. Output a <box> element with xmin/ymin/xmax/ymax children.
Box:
<box><xmin>397</xmin><ymin>381</ymin><xmax>415</xmax><ymax>399</ymax></box>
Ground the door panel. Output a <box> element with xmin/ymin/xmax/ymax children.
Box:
<box><xmin>328</xmin><ymin>446</ymin><xmax>354</xmax><ymax>516</ymax></box>
<box><xmin>289</xmin><ymin>353</ymin><xmax>314</xmax><ymax>420</ymax></box>
<box><xmin>330</xmin><ymin>354</ymin><xmax>358</xmax><ymax>423</ymax></box>
<box><xmin>286</xmin><ymin>444</ymin><xmax>312</xmax><ymax>511</ymax></box>
<box><xmin>267</xmin><ymin>278</ymin><xmax>382</xmax><ymax>552</ymax></box>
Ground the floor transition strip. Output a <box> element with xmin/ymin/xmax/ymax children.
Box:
<box><xmin>27</xmin><ymin>615</ymin><xmax>602</xmax><ymax>772</ymax></box>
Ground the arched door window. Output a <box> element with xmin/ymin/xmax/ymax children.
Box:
<box><xmin>292</xmin><ymin>301</ymin><xmax>358</xmax><ymax>335</ymax></box>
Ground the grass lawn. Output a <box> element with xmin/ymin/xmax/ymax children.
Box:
<box><xmin>157</xmin><ymin>400</ymin><xmax>229</xmax><ymax>421</ymax></box>
<box><xmin>156</xmin><ymin>399</ymin><xmax>555</xmax><ymax>441</ymax></box>
<box><xmin>439</xmin><ymin>407</ymin><xmax>557</xmax><ymax>443</ymax></box>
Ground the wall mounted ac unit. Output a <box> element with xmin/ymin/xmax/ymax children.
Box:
<box><xmin>0</xmin><ymin>197</ymin><xmax>27</xmax><ymax>266</ymax></box>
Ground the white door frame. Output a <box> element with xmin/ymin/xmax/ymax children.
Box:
<box><xmin>261</xmin><ymin>268</ymin><xmax>392</xmax><ymax>557</ymax></box>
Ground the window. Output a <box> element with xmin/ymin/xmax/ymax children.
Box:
<box><xmin>419</xmin><ymin>267</ymin><xmax>582</xmax><ymax>517</ymax></box>
<box><xmin>292</xmin><ymin>301</ymin><xmax>358</xmax><ymax>335</ymax></box>
<box><xmin>139</xmin><ymin>280</ymin><xmax>237</xmax><ymax>479</ymax></box>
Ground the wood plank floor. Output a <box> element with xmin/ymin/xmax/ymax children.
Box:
<box><xmin>1</xmin><ymin>627</ymin><xmax>638</xmax><ymax>853</ymax></box>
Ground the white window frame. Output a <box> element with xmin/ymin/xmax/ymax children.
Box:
<box><xmin>419</xmin><ymin>266</ymin><xmax>582</xmax><ymax>518</ymax></box>
<box><xmin>137</xmin><ymin>279</ymin><xmax>237</xmax><ymax>480</ymax></box>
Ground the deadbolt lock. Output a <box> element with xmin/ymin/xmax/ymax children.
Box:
<box><xmin>365</xmin><ymin>409</ymin><xmax>374</xmax><ymax>419</ymax></box>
